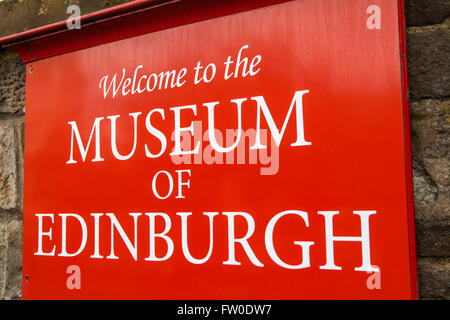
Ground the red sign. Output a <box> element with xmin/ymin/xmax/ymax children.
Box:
<box><xmin>22</xmin><ymin>0</ymin><xmax>417</xmax><ymax>299</ymax></box>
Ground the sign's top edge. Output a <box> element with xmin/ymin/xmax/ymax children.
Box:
<box><xmin>0</xmin><ymin>0</ymin><xmax>171</xmax><ymax>47</ymax></box>
<box><xmin>0</xmin><ymin>0</ymin><xmax>291</xmax><ymax>63</ymax></box>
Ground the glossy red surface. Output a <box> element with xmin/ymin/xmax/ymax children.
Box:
<box><xmin>21</xmin><ymin>0</ymin><xmax>417</xmax><ymax>299</ymax></box>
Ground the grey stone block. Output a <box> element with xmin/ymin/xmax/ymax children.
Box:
<box><xmin>0</xmin><ymin>124</ymin><xmax>17</xmax><ymax>209</ymax></box>
<box><xmin>3</xmin><ymin>220</ymin><xmax>22</xmax><ymax>300</ymax></box>
<box><xmin>0</xmin><ymin>50</ymin><xmax>25</xmax><ymax>115</ymax></box>
<box><xmin>418</xmin><ymin>257</ymin><xmax>450</xmax><ymax>299</ymax></box>
<box><xmin>405</xmin><ymin>0</ymin><xmax>450</xmax><ymax>27</ymax></box>
<box><xmin>406</xmin><ymin>20</ymin><xmax>450</xmax><ymax>100</ymax></box>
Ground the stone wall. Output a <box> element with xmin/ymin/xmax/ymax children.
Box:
<box><xmin>407</xmin><ymin>0</ymin><xmax>449</xmax><ymax>300</ymax></box>
<box><xmin>0</xmin><ymin>0</ymin><xmax>448</xmax><ymax>299</ymax></box>
<box><xmin>0</xmin><ymin>49</ymin><xmax>25</xmax><ymax>300</ymax></box>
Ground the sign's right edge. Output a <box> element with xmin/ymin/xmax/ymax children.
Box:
<box><xmin>397</xmin><ymin>0</ymin><xmax>419</xmax><ymax>300</ymax></box>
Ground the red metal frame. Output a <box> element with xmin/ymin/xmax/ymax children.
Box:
<box><xmin>0</xmin><ymin>0</ymin><xmax>171</xmax><ymax>46</ymax></box>
<box><xmin>397</xmin><ymin>0</ymin><xmax>419</xmax><ymax>300</ymax></box>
